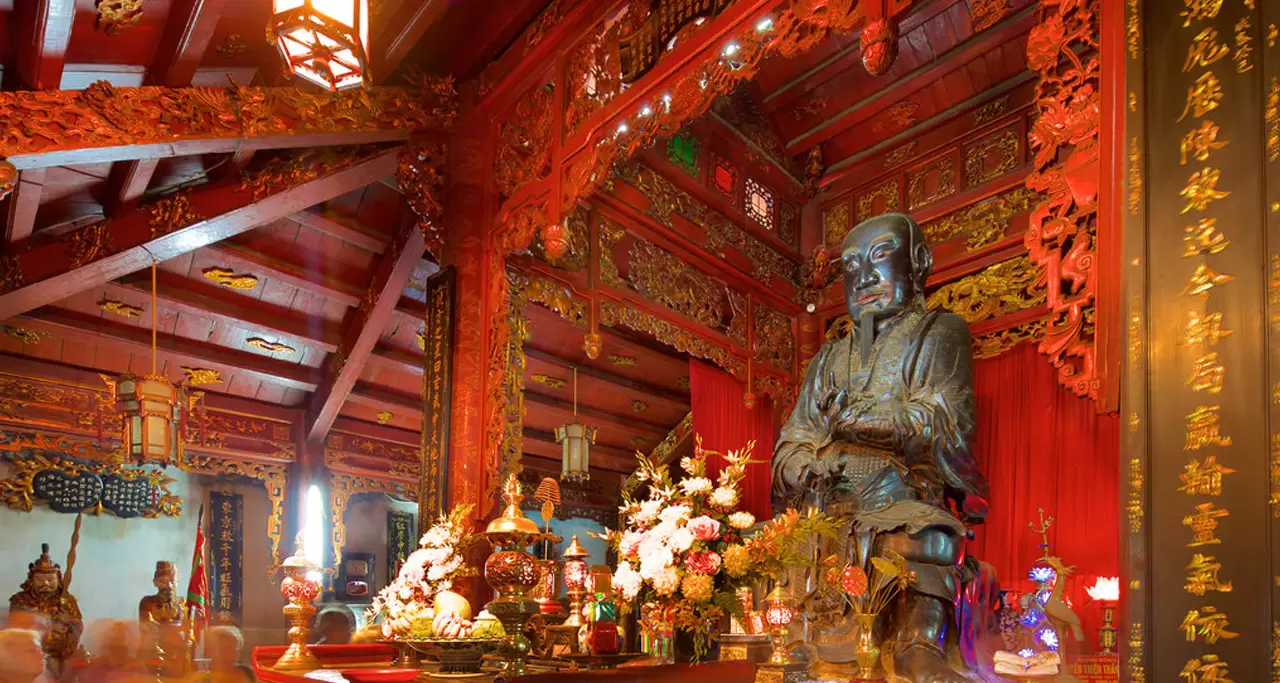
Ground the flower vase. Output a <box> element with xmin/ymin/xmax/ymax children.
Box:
<box><xmin>672</xmin><ymin>620</ymin><xmax>721</xmax><ymax>663</ymax></box>
<box><xmin>645</xmin><ymin>623</ymin><xmax>675</xmax><ymax>664</ymax></box>
<box><xmin>853</xmin><ymin>613</ymin><xmax>883</xmax><ymax>680</ymax></box>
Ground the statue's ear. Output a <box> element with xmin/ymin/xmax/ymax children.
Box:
<box><xmin>913</xmin><ymin>242</ymin><xmax>934</xmax><ymax>286</ymax></box>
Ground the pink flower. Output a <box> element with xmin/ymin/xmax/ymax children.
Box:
<box><xmin>687</xmin><ymin>515</ymin><xmax>721</xmax><ymax>541</ymax></box>
<box><xmin>685</xmin><ymin>550</ymin><xmax>722</xmax><ymax>575</ymax></box>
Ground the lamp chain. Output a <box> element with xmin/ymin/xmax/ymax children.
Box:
<box><xmin>572</xmin><ymin>367</ymin><xmax>578</xmax><ymax>417</ymax></box>
<box><xmin>151</xmin><ymin>262</ymin><xmax>157</xmax><ymax>375</ymax></box>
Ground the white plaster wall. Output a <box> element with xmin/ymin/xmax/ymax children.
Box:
<box><xmin>521</xmin><ymin>511</ymin><xmax>609</xmax><ymax>595</ymax></box>
<box><xmin>0</xmin><ymin>465</ymin><xmax>286</xmax><ymax>653</ymax></box>
<box><xmin>339</xmin><ymin>493</ymin><xmax>418</xmax><ymax>597</ymax></box>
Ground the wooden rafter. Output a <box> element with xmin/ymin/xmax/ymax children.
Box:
<box><xmin>0</xmin><ymin>147</ymin><xmax>400</xmax><ymax>321</ymax></box>
<box><xmin>305</xmin><ymin>217</ymin><xmax>427</xmax><ymax>443</ymax></box>
<box><xmin>205</xmin><ymin>240</ymin><xmax>367</xmax><ymax>308</ymax></box>
<box><xmin>523</xmin><ymin>428</ymin><xmax>638</xmax><ymax>474</ymax></box>
<box><xmin>524</xmin><ymin>391</ymin><xmax>669</xmax><ymax>439</ymax></box>
<box><xmin>524</xmin><ymin>347</ymin><xmax>689</xmax><ymax>412</ymax></box>
<box><xmin>784</xmin><ymin>4</ymin><xmax>1037</xmax><ymax>153</ymax></box>
<box><xmin>149</xmin><ymin>0</ymin><xmax>226</xmax><ymax>87</ymax></box>
<box><xmin>103</xmin><ymin>159</ymin><xmax>160</xmax><ymax>217</ymax></box>
<box><xmin>373</xmin><ymin>0</ymin><xmax>450</xmax><ymax>83</ymax></box>
<box><xmin>15</xmin><ymin>0</ymin><xmax>75</xmax><ymax>90</ymax></box>
<box><xmin>113</xmin><ymin>270</ymin><xmax>343</xmax><ymax>354</ymax></box>
<box><xmin>348</xmin><ymin>382</ymin><xmax>419</xmax><ymax>414</ymax></box>
<box><xmin>292</xmin><ymin>209</ymin><xmax>390</xmax><ymax>254</ymax></box>
<box><xmin>17</xmin><ymin>307</ymin><xmax>324</xmax><ymax>391</ymax></box>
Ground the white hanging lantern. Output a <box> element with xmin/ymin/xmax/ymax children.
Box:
<box><xmin>270</xmin><ymin>0</ymin><xmax>372</xmax><ymax>91</ymax></box>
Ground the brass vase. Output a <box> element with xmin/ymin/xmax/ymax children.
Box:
<box><xmin>853</xmin><ymin>613</ymin><xmax>882</xmax><ymax>680</ymax></box>
<box><xmin>483</xmin><ymin>475</ymin><xmax>545</xmax><ymax>677</ymax></box>
<box><xmin>274</xmin><ymin>560</ymin><xmax>321</xmax><ymax>670</ymax></box>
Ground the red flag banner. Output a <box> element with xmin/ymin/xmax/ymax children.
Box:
<box><xmin>186</xmin><ymin>505</ymin><xmax>209</xmax><ymax>646</ymax></box>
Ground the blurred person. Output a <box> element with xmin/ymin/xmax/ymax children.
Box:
<box><xmin>312</xmin><ymin>605</ymin><xmax>354</xmax><ymax>645</ymax></box>
<box><xmin>202</xmin><ymin>627</ymin><xmax>254</xmax><ymax>683</ymax></box>
<box><xmin>72</xmin><ymin>620</ymin><xmax>143</xmax><ymax>683</ymax></box>
<box><xmin>0</xmin><ymin>629</ymin><xmax>47</xmax><ymax>683</ymax></box>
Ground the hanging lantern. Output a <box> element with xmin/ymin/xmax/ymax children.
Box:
<box><xmin>556</xmin><ymin>368</ymin><xmax>595</xmax><ymax>483</ymax></box>
<box><xmin>106</xmin><ymin>375</ymin><xmax>184</xmax><ymax>466</ymax></box>
<box><xmin>270</xmin><ymin>0</ymin><xmax>372</xmax><ymax>91</ymax></box>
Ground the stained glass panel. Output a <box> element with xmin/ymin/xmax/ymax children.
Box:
<box><xmin>745</xmin><ymin>178</ymin><xmax>774</xmax><ymax>230</ymax></box>
<box><xmin>710</xmin><ymin>151</ymin><xmax>738</xmax><ymax>202</ymax></box>
<box><xmin>667</xmin><ymin>133</ymin><xmax>699</xmax><ymax>177</ymax></box>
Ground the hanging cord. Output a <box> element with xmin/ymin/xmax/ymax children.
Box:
<box><xmin>151</xmin><ymin>262</ymin><xmax>158</xmax><ymax>375</ymax></box>
<box><xmin>572</xmin><ymin>367</ymin><xmax>578</xmax><ymax>418</ymax></box>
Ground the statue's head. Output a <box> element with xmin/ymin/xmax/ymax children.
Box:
<box><xmin>153</xmin><ymin>561</ymin><xmax>177</xmax><ymax>593</ymax></box>
<box><xmin>21</xmin><ymin>544</ymin><xmax>61</xmax><ymax>598</ymax></box>
<box><xmin>840</xmin><ymin>213</ymin><xmax>932</xmax><ymax>324</ymax></box>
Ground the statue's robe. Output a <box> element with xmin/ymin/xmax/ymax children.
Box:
<box><xmin>772</xmin><ymin>301</ymin><xmax>990</xmax><ymax>622</ymax></box>
<box><xmin>139</xmin><ymin>592</ymin><xmax>184</xmax><ymax>625</ymax></box>
<box><xmin>9</xmin><ymin>590</ymin><xmax>82</xmax><ymax>659</ymax></box>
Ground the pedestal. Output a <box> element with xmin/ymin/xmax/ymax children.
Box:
<box><xmin>718</xmin><ymin>634</ymin><xmax>771</xmax><ymax>663</ymax></box>
<box><xmin>755</xmin><ymin>661</ymin><xmax>807</xmax><ymax>683</ymax></box>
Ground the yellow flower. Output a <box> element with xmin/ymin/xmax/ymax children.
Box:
<box><xmin>681</xmin><ymin>573</ymin><xmax>714</xmax><ymax>602</ymax></box>
<box><xmin>722</xmin><ymin>544</ymin><xmax>752</xmax><ymax>578</ymax></box>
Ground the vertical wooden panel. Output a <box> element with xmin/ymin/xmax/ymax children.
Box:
<box><xmin>418</xmin><ymin>266</ymin><xmax>454</xmax><ymax>527</ymax></box>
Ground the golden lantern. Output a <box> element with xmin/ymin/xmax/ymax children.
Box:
<box><xmin>762</xmin><ymin>585</ymin><xmax>796</xmax><ymax>665</ymax></box>
<box><xmin>561</xmin><ymin>535</ymin><xmax>591</xmax><ymax>628</ymax></box>
<box><xmin>555</xmin><ymin>368</ymin><xmax>595</xmax><ymax>483</ymax></box>
<box><xmin>269</xmin><ymin>0</ymin><xmax>372</xmax><ymax>91</ymax></box>
<box><xmin>102</xmin><ymin>264</ymin><xmax>191</xmax><ymax>467</ymax></box>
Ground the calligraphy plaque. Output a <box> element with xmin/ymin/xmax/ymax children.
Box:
<box><xmin>1122</xmin><ymin>0</ymin><xmax>1274</xmax><ymax>679</ymax></box>
<box><xmin>419</xmin><ymin>267</ymin><xmax>455</xmax><ymax>529</ymax></box>
<box><xmin>387</xmin><ymin>510</ymin><xmax>415</xmax><ymax>585</ymax></box>
<box><xmin>209</xmin><ymin>491</ymin><xmax>243</xmax><ymax>623</ymax></box>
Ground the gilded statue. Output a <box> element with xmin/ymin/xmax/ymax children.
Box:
<box><xmin>8</xmin><ymin>543</ymin><xmax>83</xmax><ymax>670</ymax></box>
<box><xmin>138</xmin><ymin>561</ymin><xmax>184</xmax><ymax>626</ymax></box>
<box><xmin>772</xmin><ymin>213</ymin><xmax>993</xmax><ymax>683</ymax></box>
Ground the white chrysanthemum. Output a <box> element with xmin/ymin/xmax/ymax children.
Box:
<box><xmin>638</xmin><ymin>546</ymin><xmax>675</xmax><ymax>581</ymax></box>
<box><xmin>420</xmin><ymin>527</ymin><xmax>449</xmax><ymax>547</ymax></box>
<box><xmin>658</xmin><ymin>504</ymin><xmax>691</xmax><ymax>523</ymax></box>
<box><xmin>620</xmin><ymin>530</ymin><xmax>644</xmax><ymax>558</ymax></box>
<box><xmin>710</xmin><ymin>486</ymin><xmax>738</xmax><ymax>508</ymax></box>
<box><xmin>728</xmin><ymin>511</ymin><xmax>755</xmax><ymax>529</ymax></box>
<box><xmin>614</xmin><ymin>562</ymin><xmax>643</xmax><ymax>601</ymax></box>
<box><xmin>633</xmin><ymin>499</ymin><xmax>664</xmax><ymax>525</ymax></box>
<box><xmin>679</xmin><ymin>477</ymin><xmax>713</xmax><ymax>496</ymax></box>
<box><xmin>651</xmin><ymin>567</ymin><xmax>681</xmax><ymax>596</ymax></box>
<box><xmin>665</xmin><ymin>526</ymin><xmax>695</xmax><ymax>553</ymax></box>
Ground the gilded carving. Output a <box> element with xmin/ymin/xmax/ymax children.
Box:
<box><xmin>608</xmin><ymin>355</ymin><xmax>637</xmax><ymax>367</ymax></box>
<box><xmin>598</xmin><ymin>217</ymin><xmax>628</xmax><ymax>289</ymax></box>
<box><xmin>823</xmin><ymin>203</ymin><xmax>851</xmax><ymax>248</ymax></box>
<box><xmin>871</xmin><ymin>101</ymin><xmax>919</xmax><ymax>136</ymax></box>
<box><xmin>906</xmin><ymin>156</ymin><xmax>957</xmax><ymax>211</ymax></box>
<box><xmin>857</xmin><ymin>178</ymin><xmax>901</xmax><ymax>221</ymax></box>
<box><xmin>753</xmin><ymin>373</ymin><xmax>798</xmax><ymax>416</ymax></box>
<box><xmin>1128</xmin><ymin>137</ymin><xmax>1142</xmax><ymax>215</ymax></box>
<box><xmin>0</xmin><ymin>255</ymin><xmax>23</xmax><ymax>294</ymax></box>
<box><xmin>495</xmin><ymin>83</ymin><xmax>554</xmax><ymax>198</ymax></box>
<box><xmin>884</xmin><ymin>141</ymin><xmax>918</xmax><ymax>169</ymax></box>
<box><xmin>0</xmin><ymin>81</ymin><xmax>455</xmax><ymax>159</ymax></box>
<box><xmin>1267</xmin><ymin>77</ymin><xmax>1278</xmax><ymax>163</ymax></box>
<box><xmin>147</xmin><ymin>192</ymin><xmax>201</xmax><ymax>238</ymax></box>
<box><xmin>246</xmin><ymin>338</ymin><xmax>296</xmax><ymax>354</ymax></box>
<box><xmin>628</xmin><ymin>239</ymin><xmax>735</xmax><ymax>334</ymax></box>
<box><xmin>531</xmin><ymin>374</ymin><xmax>567</xmax><ymax>390</ymax></box>
<box><xmin>523</xmin><ymin>274</ymin><xmax>588</xmax><ymax>328</ymax></box>
<box><xmin>565</xmin><ymin>11</ymin><xmax>637</xmax><ymax>137</ymax></box>
<box><xmin>3</xmin><ymin>326</ymin><xmax>46</xmax><ymax>345</ymax></box>
<box><xmin>499</xmin><ymin>273</ymin><xmax>530</xmax><ymax>482</ymax></box>
<box><xmin>600</xmin><ymin>300</ymin><xmax>744</xmax><ymax>378</ymax></box>
<box><xmin>963</xmin><ymin>126</ymin><xmax>1020</xmax><ymax>187</ymax></box>
<box><xmin>327</xmin><ymin>472</ymin><xmax>415</xmax><ymax>569</ymax></box>
<box><xmin>66</xmin><ymin>222</ymin><xmax>113</xmax><ymax>270</ymax></box>
<box><xmin>535</xmin><ymin>205</ymin><xmax>589</xmax><ymax>272</ymax></box>
<box><xmin>752</xmin><ymin>304</ymin><xmax>794</xmax><ymax>371</ymax></box>
<box><xmin>239</xmin><ymin>147</ymin><xmax>371</xmax><ymax>201</ymax></box>
<box><xmin>973</xmin><ymin>318</ymin><xmax>1049</xmax><ymax>359</ymax></box>
<box><xmin>972</xmin><ymin>95</ymin><xmax>1011</xmax><ymax>126</ymax></box>
<box><xmin>99</xmin><ymin>299</ymin><xmax>142</xmax><ymax>319</ymax></box>
<box><xmin>631</xmin><ymin>400</ymin><xmax>649</xmax><ymax>414</ymax></box>
<box><xmin>926</xmin><ymin>256</ymin><xmax>1046</xmax><ymax>324</ymax></box>
<box><xmin>376</xmin><ymin>411</ymin><xmax>392</xmax><ymax>425</ymax></box>
<box><xmin>649</xmin><ymin>412</ymin><xmax>692</xmax><ymax>464</ymax></box>
<box><xmin>181</xmin><ymin>368</ymin><xmax>222</xmax><ymax>386</ymax></box>
<box><xmin>792</xmin><ymin>95</ymin><xmax>830</xmax><ymax>121</ymax></box>
<box><xmin>94</xmin><ymin>0</ymin><xmax>144</xmax><ymax>36</ymax></box>
<box><xmin>397</xmin><ymin>140</ymin><xmax>449</xmax><ymax>254</ymax></box>
<box><xmin>921</xmin><ymin>187</ymin><xmax>1043</xmax><ymax>250</ymax></box>
<box><xmin>969</xmin><ymin>0</ymin><xmax>1013</xmax><ymax>32</ymax></box>
<box><xmin>201</xmin><ymin>268</ymin><xmax>258</xmax><ymax>290</ymax></box>
<box><xmin>0</xmin><ymin>451</ymin><xmax>180</xmax><ymax>518</ymax></box>
<box><xmin>1128</xmin><ymin>457</ymin><xmax>1143</xmax><ymax>533</ymax></box>
<box><xmin>609</xmin><ymin>163</ymin><xmax>798</xmax><ymax>283</ymax></box>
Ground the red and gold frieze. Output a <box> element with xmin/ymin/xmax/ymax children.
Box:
<box><xmin>324</xmin><ymin>430</ymin><xmax>421</xmax><ymax>480</ymax></box>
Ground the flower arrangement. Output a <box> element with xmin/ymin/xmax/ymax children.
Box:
<box><xmin>368</xmin><ymin>503</ymin><xmax>479</xmax><ymax>638</ymax></box>
<box><xmin>602</xmin><ymin>437</ymin><xmax>837</xmax><ymax>660</ymax></box>
<box><xmin>829</xmin><ymin>539</ymin><xmax>917</xmax><ymax>616</ymax></box>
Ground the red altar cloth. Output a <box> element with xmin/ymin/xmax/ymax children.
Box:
<box><xmin>251</xmin><ymin>644</ymin><xmax>398</xmax><ymax>681</ymax></box>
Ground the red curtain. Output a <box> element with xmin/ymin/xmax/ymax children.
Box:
<box><xmin>689</xmin><ymin>361</ymin><xmax>775</xmax><ymax>520</ymax></box>
<box><xmin>967</xmin><ymin>342</ymin><xmax>1120</xmax><ymax>649</ymax></box>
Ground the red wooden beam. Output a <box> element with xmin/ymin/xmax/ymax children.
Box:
<box><xmin>524</xmin><ymin>347</ymin><xmax>690</xmax><ymax>412</ymax></box>
<box><xmin>348</xmin><ymin>382</ymin><xmax>419</xmax><ymax>413</ymax></box>
<box><xmin>149</xmin><ymin>0</ymin><xmax>226</xmax><ymax>87</ymax></box>
<box><xmin>524</xmin><ymin>391</ymin><xmax>669</xmax><ymax>438</ymax></box>
<box><xmin>114</xmin><ymin>269</ymin><xmax>343</xmax><ymax>354</ymax></box>
<box><xmin>305</xmin><ymin>218</ymin><xmax>426</xmax><ymax>443</ymax></box>
<box><xmin>292</xmin><ymin>208</ymin><xmax>390</xmax><ymax>254</ymax></box>
<box><xmin>2</xmin><ymin>169</ymin><xmax>46</xmax><ymax>245</ymax></box>
<box><xmin>523</xmin><ymin>429</ymin><xmax>637</xmax><ymax>474</ymax></box>
<box><xmin>17</xmin><ymin>307</ymin><xmax>325</xmax><ymax>391</ymax></box>
<box><xmin>0</xmin><ymin>147</ymin><xmax>400</xmax><ymax>321</ymax></box>
<box><xmin>783</xmin><ymin>4</ymin><xmax>1037</xmax><ymax>154</ymax></box>
<box><xmin>372</xmin><ymin>0</ymin><xmax>449</xmax><ymax>83</ymax></box>
<box><xmin>15</xmin><ymin>0</ymin><xmax>75</xmax><ymax>90</ymax></box>
<box><xmin>103</xmin><ymin>159</ymin><xmax>160</xmax><ymax>217</ymax></box>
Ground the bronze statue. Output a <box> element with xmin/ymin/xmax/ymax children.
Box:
<box><xmin>772</xmin><ymin>213</ymin><xmax>989</xmax><ymax>683</ymax></box>
<box><xmin>138</xmin><ymin>561</ymin><xmax>183</xmax><ymax>626</ymax></box>
<box><xmin>8</xmin><ymin>543</ymin><xmax>83</xmax><ymax>671</ymax></box>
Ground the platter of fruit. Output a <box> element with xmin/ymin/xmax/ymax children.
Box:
<box><xmin>395</xmin><ymin>592</ymin><xmax>504</xmax><ymax>673</ymax></box>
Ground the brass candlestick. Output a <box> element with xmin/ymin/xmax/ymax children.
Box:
<box><xmin>274</xmin><ymin>534</ymin><xmax>321</xmax><ymax>671</ymax></box>
<box><xmin>561</xmin><ymin>535</ymin><xmax>590</xmax><ymax>628</ymax></box>
<box><xmin>483</xmin><ymin>475</ymin><xmax>543</xmax><ymax>677</ymax></box>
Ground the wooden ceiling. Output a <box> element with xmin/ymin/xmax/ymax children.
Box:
<box><xmin>0</xmin><ymin>0</ymin><xmax>1039</xmax><ymax>492</ymax></box>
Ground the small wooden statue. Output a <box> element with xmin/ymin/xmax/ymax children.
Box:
<box><xmin>8</xmin><ymin>543</ymin><xmax>83</xmax><ymax>675</ymax></box>
<box><xmin>138</xmin><ymin>561</ymin><xmax>183</xmax><ymax>626</ymax></box>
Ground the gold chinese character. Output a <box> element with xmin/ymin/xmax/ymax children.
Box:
<box><xmin>1185</xmin><ymin>405</ymin><xmax>1232</xmax><ymax>450</ymax></box>
<box><xmin>1178</xmin><ymin>453</ymin><xmax>1235</xmax><ymax>495</ymax></box>
<box><xmin>1183</xmin><ymin>501</ymin><xmax>1229</xmax><ymax>546</ymax></box>
<box><xmin>1233</xmin><ymin>18</ymin><xmax>1253</xmax><ymax>74</ymax></box>
<box><xmin>1186</xmin><ymin>352</ymin><xmax>1225</xmax><ymax>393</ymax></box>
<box><xmin>1182</xmin><ymin>265</ymin><xmax>1234</xmax><ymax>297</ymax></box>
<box><xmin>1180</xmin><ymin>654</ymin><xmax>1233</xmax><ymax>683</ymax></box>
<box><xmin>1179</xmin><ymin>72</ymin><xmax>1225</xmax><ymax>122</ymax></box>
<box><xmin>1181</xmin><ymin>310</ymin><xmax>1233</xmax><ymax>346</ymax></box>
<box><xmin>1180</xmin><ymin>606</ymin><xmax>1238</xmax><ymax>644</ymax></box>
<box><xmin>1180</xmin><ymin>0</ymin><xmax>1223</xmax><ymax>27</ymax></box>
<box><xmin>1180</xmin><ymin>121</ymin><xmax>1228</xmax><ymax>165</ymax></box>
<box><xmin>1180</xmin><ymin>167</ymin><xmax>1231</xmax><ymax>213</ymax></box>
<box><xmin>1183</xmin><ymin>218</ymin><xmax>1229</xmax><ymax>256</ymax></box>
<box><xmin>1184</xmin><ymin>28</ymin><xmax>1230</xmax><ymax>72</ymax></box>
<box><xmin>1184</xmin><ymin>553</ymin><xmax>1233</xmax><ymax>595</ymax></box>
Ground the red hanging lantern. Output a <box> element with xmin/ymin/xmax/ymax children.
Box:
<box><xmin>270</xmin><ymin>0</ymin><xmax>371</xmax><ymax>91</ymax></box>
